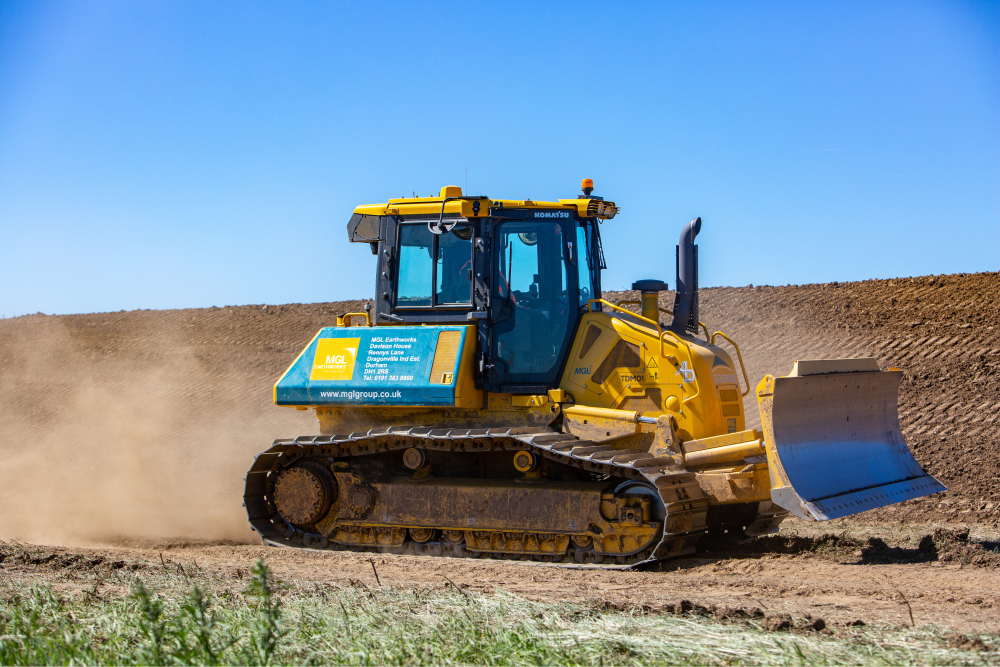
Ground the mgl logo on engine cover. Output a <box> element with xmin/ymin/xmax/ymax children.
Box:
<box><xmin>310</xmin><ymin>338</ymin><xmax>361</xmax><ymax>381</ymax></box>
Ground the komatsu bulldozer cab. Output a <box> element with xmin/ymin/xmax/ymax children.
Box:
<box><xmin>347</xmin><ymin>184</ymin><xmax>614</xmax><ymax>393</ymax></box>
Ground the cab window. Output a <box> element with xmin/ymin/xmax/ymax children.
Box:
<box><xmin>436</xmin><ymin>225</ymin><xmax>474</xmax><ymax>304</ymax></box>
<box><xmin>576</xmin><ymin>221</ymin><xmax>595</xmax><ymax>307</ymax></box>
<box><xmin>397</xmin><ymin>225</ymin><xmax>433</xmax><ymax>306</ymax></box>
<box><xmin>396</xmin><ymin>222</ymin><xmax>473</xmax><ymax>308</ymax></box>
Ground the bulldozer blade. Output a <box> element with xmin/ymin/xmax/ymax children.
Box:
<box><xmin>757</xmin><ymin>362</ymin><xmax>946</xmax><ymax>522</ymax></box>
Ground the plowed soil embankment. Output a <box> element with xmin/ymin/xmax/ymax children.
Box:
<box><xmin>0</xmin><ymin>273</ymin><xmax>997</xmax><ymax>544</ymax></box>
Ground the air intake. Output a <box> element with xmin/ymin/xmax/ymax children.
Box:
<box><xmin>346</xmin><ymin>213</ymin><xmax>385</xmax><ymax>243</ymax></box>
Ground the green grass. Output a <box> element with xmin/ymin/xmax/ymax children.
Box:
<box><xmin>0</xmin><ymin>559</ymin><xmax>997</xmax><ymax>666</ymax></box>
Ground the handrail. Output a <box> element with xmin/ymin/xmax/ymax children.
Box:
<box><xmin>337</xmin><ymin>312</ymin><xmax>373</xmax><ymax>327</ymax></box>
<box><xmin>660</xmin><ymin>329</ymin><xmax>701</xmax><ymax>405</ymax></box>
<box><xmin>657</xmin><ymin>307</ymin><xmax>710</xmax><ymax>340</ymax></box>
<box><xmin>711</xmin><ymin>330</ymin><xmax>751</xmax><ymax>397</ymax></box>
<box><xmin>586</xmin><ymin>299</ymin><xmax>661</xmax><ymax>337</ymax></box>
<box><xmin>619</xmin><ymin>299</ymin><xmax>714</xmax><ymax>337</ymax></box>
<box><xmin>616</xmin><ymin>300</ymin><xmax>710</xmax><ymax>339</ymax></box>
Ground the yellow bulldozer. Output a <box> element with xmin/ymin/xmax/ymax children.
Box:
<box><xmin>243</xmin><ymin>180</ymin><xmax>944</xmax><ymax>566</ymax></box>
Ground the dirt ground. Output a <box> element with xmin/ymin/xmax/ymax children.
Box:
<box><xmin>3</xmin><ymin>519</ymin><xmax>999</xmax><ymax>634</ymax></box>
<box><xmin>0</xmin><ymin>270</ymin><xmax>997</xmax><ymax>633</ymax></box>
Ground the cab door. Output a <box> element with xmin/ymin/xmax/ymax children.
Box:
<box><xmin>490</xmin><ymin>219</ymin><xmax>576</xmax><ymax>387</ymax></box>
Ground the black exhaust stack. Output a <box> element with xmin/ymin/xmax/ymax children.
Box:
<box><xmin>670</xmin><ymin>217</ymin><xmax>702</xmax><ymax>335</ymax></box>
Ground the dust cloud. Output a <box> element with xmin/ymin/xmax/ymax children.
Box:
<box><xmin>0</xmin><ymin>309</ymin><xmax>310</xmax><ymax>546</ymax></box>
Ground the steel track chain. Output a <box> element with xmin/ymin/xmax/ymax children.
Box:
<box><xmin>244</xmin><ymin>425</ymin><xmax>715</xmax><ymax>567</ymax></box>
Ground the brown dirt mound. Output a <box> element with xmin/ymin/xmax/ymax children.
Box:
<box><xmin>0</xmin><ymin>272</ymin><xmax>996</xmax><ymax>544</ymax></box>
<box><xmin>694</xmin><ymin>527</ymin><xmax>1000</xmax><ymax>568</ymax></box>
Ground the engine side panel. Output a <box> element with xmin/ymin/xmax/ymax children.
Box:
<box><xmin>274</xmin><ymin>324</ymin><xmax>479</xmax><ymax>407</ymax></box>
<box><xmin>558</xmin><ymin>311</ymin><xmax>747</xmax><ymax>441</ymax></box>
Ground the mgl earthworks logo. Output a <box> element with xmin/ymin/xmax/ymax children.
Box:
<box><xmin>310</xmin><ymin>338</ymin><xmax>361</xmax><ymax>381</ymax></box>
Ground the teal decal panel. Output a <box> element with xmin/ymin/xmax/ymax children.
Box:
<box><xmin>275</xmin><ymin>326</ymin><xmax>467</xmax><ymax>406</ymax></box>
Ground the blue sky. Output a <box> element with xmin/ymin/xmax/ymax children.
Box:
<box><xmin>0</xmin><ymin>0</ymin><xmax>997</xmax><ymax>316</ymax></box>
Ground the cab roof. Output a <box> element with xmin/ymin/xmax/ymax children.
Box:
<box><xmin>352</xmin><ymin>185</ymin><xmax>619</xmax><ymax>221</ymax></box>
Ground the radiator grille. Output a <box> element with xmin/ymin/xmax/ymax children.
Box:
<box><xmin>429</xmin><ymin>331</ymin><xmax>462</xmax><ymax>384</ymax></box>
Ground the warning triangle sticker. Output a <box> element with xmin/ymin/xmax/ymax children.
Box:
<box><xmin>646</xmin><ymin>357</ymin><xmax>658</xmax><ymax>369</ymax></box>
